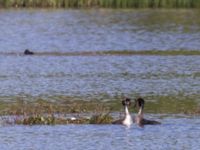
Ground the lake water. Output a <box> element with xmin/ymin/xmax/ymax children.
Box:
<box><xmin>0</xmin><ymin>115</ymin><xmax>200</xmax><ymax>150</ymax></box>
<box><xmin>0</xmin><ymin>9</ymin><xmax>200</xmax><ymax>52</ymax></box>
<box><xmin>0</xmin><ymin>9</ymin><xmax>200</xmax><ymax>101</ymax></box>
<box><xmin>0</xmin><ymin>55</ymin><xmax>199</xmax><ymax>101</ymax></box>
<box><xmin>0</xmin><ymin>8</ymin><xmax>200</xmax><ymax>149</ymax></box>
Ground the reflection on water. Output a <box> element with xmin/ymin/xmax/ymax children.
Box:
<box><xmin>0</xmin><ymin>9</ymin><xmax>200</xmax><ymax>52</ymax></box>
<box><xmin>0</xmin><ymin>116</ymin><xmax>200</xmax><ymax>150</ymax></box>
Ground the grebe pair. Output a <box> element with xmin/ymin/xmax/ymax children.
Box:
<box><xmin>112</xmin><ymin>97</ymin><xmax>161</xmax><ymax>127</ymax></box>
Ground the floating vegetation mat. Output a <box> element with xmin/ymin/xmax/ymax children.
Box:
<box><xmin>1</xmin><ymin>50</ymin><xmax>200</xmax><ymax>57</ymax></box>
<box><xmin>14</xmin><ymin>113</ymin><xmax>113</xmax><ymax>125</ymax></box>
<box><xmin>0</xmin><ymin>94</ymin><xmax>199</xmax><ymax>125</ymax></box>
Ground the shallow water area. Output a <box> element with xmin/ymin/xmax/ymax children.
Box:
<box><xmin>0</xmin><ymin>115</ymin><xmax>200</xmax><ymax>150</ymax></box>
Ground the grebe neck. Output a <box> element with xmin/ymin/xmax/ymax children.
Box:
<box><xmin>138</xmin><ymin>107</ymin><xmax>144</xmax><ymax>118</ymax></box>
<box><xmin>122</xmin><ymin>105</ymin><xmax>133</xmax><ymax>127</ymax></box>
<box><xmin>125</xmin><ymin>105</ymin><xmax>130</xmax><ymax>115</ymax></box>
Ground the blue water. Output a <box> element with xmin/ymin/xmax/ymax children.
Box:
<box><xmin>0</xmin><ymin>115</ymin><xmax>200</xmax><ymax>150</ymax></box>
<box><xmin>0</xmin><ymin>8</ymin><xmax>200</xmax><ymax>150</ymax></box>
<box><xmin>0</xmin><ymin>9</ymin><xmax>200</xmax><ymax>52</ymax></box>
<box><xmin>0</xmin><ymin>9</ymin><xmax>200</xmax><ymax>100</ymax></box>
<box><xmin>0</xmin><ymin>55</ymin><xmax>199</xmax><ymax>100</ymax></box>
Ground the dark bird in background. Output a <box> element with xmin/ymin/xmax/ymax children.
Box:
<box><xmin>24</xmin><ymin>49</ymin><xmax>34</xmax><ymax>55</ymax></box>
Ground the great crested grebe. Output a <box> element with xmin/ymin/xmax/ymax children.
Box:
<box><xmin>112</xmin><ymin>98</ymin><xmax>133</xmax><ymax>127</ymax></box>
<box><xmin>134</xmin><ymin>97</ymin><xmax>161</xmax><ymax>127</ymax></box>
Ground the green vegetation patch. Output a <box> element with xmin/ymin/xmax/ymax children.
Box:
<box><xmin>29</xmin><ymin>50</ymin><xmax>200</xmax><ymax>56</ymax></box>
<box><xmin>15</xmin><ymin>114</ymin><xmax>114</xmax><ymax>125</ymax></box>
<box><xmin>0</xmin><ymin>93</ymin><xmax>200</xmax><ymax>125</ymax></box>
<box><xmin>1</xmin><ymin>0</ymin><xmax>200</xmax><ymax>8</ymax></box>
<box><xmin>89</xmin><ymin>113</ymin><xmax>113</xmax><ymax>124</ymax></box>
<box><xmin>142</xmin><ymin>94</ymin><xmax>200</xmax><ymax>114</ymax></box>
<box><xmin>99</xmin><ymin>50</ymin><xmax>200</xmax><ymax>56</ymax></box>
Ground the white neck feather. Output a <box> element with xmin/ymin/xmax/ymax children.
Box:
<box><xmin>135</xmin><ymin>107</ymin><xmax>144</xmax><ymax>125</ymax></box>
<box><xmin>123</xmin><ymin>106</ymin><xmax>133</xmax><ymax>127</ymax></box>
<box><xmin>138</xmin><ymin>107</ymin><xmax>143</xmax><ymax>115</ymax></box>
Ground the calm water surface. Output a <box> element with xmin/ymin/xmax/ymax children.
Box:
<box><xmin>0</xmin><ymin>115</ymin><xmax>200</xmax><ymax>150</ymax></box>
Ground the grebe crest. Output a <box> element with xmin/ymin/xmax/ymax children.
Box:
<box><xmin>134</xmin><ymin>97</ymin><xmax>145</xmax><ymax>109</ymax></box>
<box><xmin>122</xmin><ymin>98</ymin><xmax>131</xmax><ymax>106</ymax></box>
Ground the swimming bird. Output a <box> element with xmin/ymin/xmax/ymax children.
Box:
<box><xmin>24</xmin><ymin>49</ymin><xmax>34</xmax><ymax>55</ymax></box>
<box><xmin>112</xmin><ymin>98</ymin><xmax>133</xmax><ymax>127</ymax></box>
<box><xmin>134</xmin><ymin>97</ymin><xmax>161</xmax><ymax>127</ymax></box>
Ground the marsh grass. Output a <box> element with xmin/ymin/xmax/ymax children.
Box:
<box><xmin>3</xmin><ymin>50</ymin><xmax>199</xmax><ymax>57</ymax></box>
<box><xmin>99</xmin><ymin>50</ymin><xmax>200</xmax><ymax>56</ymax></box>
<box><xmin>1</xmin><ymin>0</ymin><xmax>200</xmax><ymax>8</ymax></box>
<box><xmin>0</xmin><ymin>98</ymin><xmax>114</xmax><ymax>125</ymax></box>
<box><xmin>143</xmin><ymin>95</ymin><xmax>200</xmax><ymax>114</ymax></box>
<box><xmin>0</xmin><ymin>94</ymin><xmax>200</xmax><ymax>125</ymax></box>
<box><xmin>89</xmin><ymin>113</ymin><xmax>113</xmax><ymax>124</ymax></box>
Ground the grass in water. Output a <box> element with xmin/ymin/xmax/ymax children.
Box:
<box><xmin>3</xmin><ymin>50</ymin><xmax>200</xmax><ymax>57</ymax></box>
<box><xmin>0</xmin><ymin>94</ymin><xmax>200</xmax><ymax>125</ymax></box>
<box><xmin>99</xmin><ymin>50</ymin><xmax>200</xmax><ymax>56</ymax></box>
<box><xmin>1</xmin><ymin>0</ymin><xmax>200</xmax><ymax>8</ymax></box>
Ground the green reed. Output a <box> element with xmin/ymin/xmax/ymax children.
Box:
<box><xmin>1</xmin><ymin>0</ymin><xmax>200</xmax><ymax>8</ymax></box>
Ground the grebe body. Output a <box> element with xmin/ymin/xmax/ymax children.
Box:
<box><xmin>112</xmin><ymin>98</ymin><xmax>133</xmax><ymax>127</ymax></box>
<box><xmin>134</xmin><ymin>97</ymin><xmax>161</xmax><ymax>127</ymax></box>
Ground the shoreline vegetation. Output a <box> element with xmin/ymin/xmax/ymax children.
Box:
<box><xmin>2</xmin><ymin>50</ymin><xmax>200</xmax><ymax>56</ymax></box>
<box><xmin>0</xmin><ymin>94</ymin><xmax>200</xmax><ymax>125</ymax></box>
<box><xmin>1</xmin><ymin>0</ymin><xmax>200</xmax><ymax>8</ymax></box>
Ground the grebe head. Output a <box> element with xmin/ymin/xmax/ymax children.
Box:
<box><xmin>122</xmin><ymin>98</ymin><xmax>131</xmax><ymax>106</ymax></box>
<box><xmin>135</xmin><ymin>97</ymin><xmax>145</xmax><ymax>109</ymax></box>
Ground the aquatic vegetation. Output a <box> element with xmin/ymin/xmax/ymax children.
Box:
<box><xmin>2</xmin><ymin>50</ymin><xmax>200</xmax><ymax>57</ymax></box>
<box><xmin>143</xmin><ymin>94</ymin><xmax>199</xmax><ymax>114</ymax></box>
<box><xmin>89</xmin><ymin>113</ymin><xmax>113</xmax><ymax>124</ymax></box>
<box><xmin>15</xmin><ymin>115</ymin><xmax>91</xmax><ymax>125</ymax></box>
<box><xmin>0</xmin><ymin>94</ymin><xmax>200</xmax><ymax>116</ymax></box>
<box><xmin>1</xmin><ymin>0</ymin><xmax>200</xmax><ymax>8</ymax></box>
<box><xmin>14</xmin><ymin>113</ymin><xmax>113</xmax><ymax>125</ymax></box>
<box><xmin>98</xmin><ymin>50</ymin><xmax>200</xmax><ymax>56</ymax></box>
<box><xmin>16</xmin><ymin>115</ymin><xmax>55</xmax><ymax>125</ymax></box>
<box><xmin>0</xmin><ymin>94</ymin><xmax>200</xmax><ymax>125</ymax></box>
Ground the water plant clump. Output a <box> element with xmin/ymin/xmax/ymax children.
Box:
<box><xmin>89</xmin><ymin>113</ymin><xmax>113</xmax><ymax>124</ymax></box>
<box><xmin>0</xmin><ymin>94</ymin><xmax>200</xmax><ymax>125</ymax></box>
<box><xmin>16</xmin><ymin>115</ymin><xmax>55</xmax><ymax>125</ymax></box>
<box><xmin>15</xmin><ymin>115</ymin><xmax>90</xmax><ymax>125</ymax></box>
<box><xmin>1</xmin><ymin>0</ymin><xmax>200</xmax><ymax>8</ymax></box>
<box><xmin>14</xmin><ymin>114</ymin><xmax>114</xmax><ymax>125</ymax></box>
